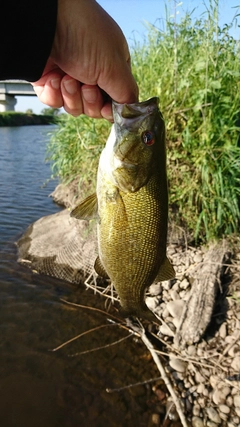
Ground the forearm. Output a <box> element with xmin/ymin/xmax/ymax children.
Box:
<box><xmin>0</xmin><ymin>0</ymin><xmax>58</xmax><ymax>81</ymax></box>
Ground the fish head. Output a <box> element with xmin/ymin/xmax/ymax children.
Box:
<box><xmin>111</xmin><ymin>97</ymin><xmax>165</xmax><ymax>193</ymax></box>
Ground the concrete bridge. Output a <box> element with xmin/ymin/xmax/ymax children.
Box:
<box><xmin>0</xmin><ymin>80</ymin><xmax>36</xmax><ymax>112</ymax></box>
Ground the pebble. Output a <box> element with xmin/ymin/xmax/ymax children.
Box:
<box><xmin>148</xmin><ymin>283</ymin><xmax>162</xmax><ymax>296</ymax></box>
<box><xmin>166</xmin><ymin>299</ymin><xmax>185</xmax><ymax>319</ymax></box>
<box><xmin>196</xmin><ymin>383</ymin><xmax>205</xmax><ymax>394</ymax></box>
<box><xmin>148</xmin><ymin>413</ymin><xmax>160</xmax><ymax>426</ymax></box>
<box><xmin>234</xmin><ymin>394</ymin><xmax>240</xmax><ymax>408</ymax></box>
<box><xmin>192</xmin><ymin>416</ymin><xmax>204</xmax><ymax>427</ymax></box>
<box><xmin>228</xmin><ymin>344</ymin><xmax>239</xmax><ymax>357</ymax></box>
<box><xmin>209</xmin><ymin>375</ymin><xmax>220</xmax><ymax>388</ymax></box>
<box><xmin>205</xmin><ymin>407</ymin><xmax>222</xmax><ymax>424</ymax></box>
<box><xmin>195</xmin><ymin>371</ymin><xmax>205</xmax><ymax>383</ymax></box>
<box><xmin>192</xmin><ymin>404</ymin><xmax>201</xmax><ymax>417</ymax></box>
<box><xmin>179</xmin><ymin>278</ymin><xmax>190</xmax><ymax>290</ymax></box>
<box><xmin>172</xmin><ymin>317</ymin><xmax>181</xmax><ymax>328</ymax></box>
<box><xmin>169</xmin><ymin>289</ymin><xmax>181</xmax><ymax>301</ymax></box>
<box><xmin>218</xmin><ymin>322</ymin><xmax>227</xmax><ymax>339</ymax></box>
<box><xmin>159</xmin><ymin>324</ymin><xmax>174</xmax><ymax>337</ymax></box>
<box><xmin>231</xmin><ymin>355</ymin><xmax>240</xmax><ymax>371</ymax></box>
<box><xmin>212</xmin><ymin>386</ymin><xmax>230</xmax><ymax>405</ymax></box>
<box><xmin>187</xmin><ymin>345</ymin><xmax>197</xmax><ymax>356</ymax></box>
<box><xmin>169</xmin><ymin>357</ymin><xmax>188</xmax><ymax>373</ymax></box>
<box><xmin>219</xmin><ymin>404</ymin><xmax>230</xmax><ymax>414</ymax></box>
<box><xmin>194</xmin><ymin>253</ymin><xmax>203</xmax><ymax>263</ymax></box>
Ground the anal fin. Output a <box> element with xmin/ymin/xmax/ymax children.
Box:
<box><xmin>155</xmin><ymin>256</ymin><xmax>175</xmax><ymax>282</ymax></box>
<box><xmin>94</xmin><ymin>256</ymin><xmax>110</xmax><ymax>279</ymax></box>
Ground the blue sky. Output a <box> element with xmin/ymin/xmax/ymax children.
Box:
<box><xmin>16</xmin><ymin>0</ymin><xmax>239</xmax><ymax>114</ymax></box>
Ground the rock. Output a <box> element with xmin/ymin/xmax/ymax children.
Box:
<box><xmin>146</xmin><ymin>296</ymin><xmax>158</xmax><ymax>311</ymax></box>
<box><xmin>192</xmin><ymin>416</ymin><xmax>204</xmax><ymax>427</ymax></box>
<box><xmin>169</xmin><ymin>289</ymin><xmax>181</xmax><ymax>301</ymax></box>
<box><xmin>209</xmin><ymin>375</ymin><xmax>219</xmax><ymax>389</ymax></box>
<box><xmin>159</xmin><ymin>324</ymin><xmax>174</xmax><ymax>337</ymax></box>
<box><xmin>193</xmin><ymin>253</ymin><xmax>203</xmax><ymax>263</ymax></box>
<box><xmin>205</xmin><ymin>407</ymin><xmax>221</xmax><ymax>424</ymax></box>
<box><xmin>192</xmin><ymin>404</ymin><xmax>201</xmax><ymax>417</ymax></box>
<box><xmin>196</xmin><ymin>383</ymin><xmax>205</xmax><ymax>394</ymax></box>
<box><xmin>166</xmin><ymin>300</ymin><xmax>185</xmax><ymax>319</ymax></box>
<box><xmin>231</xmin><ymin>355</ymin><xmax>240</xmax><ymax>371</ymax></box>
<box><xmin>17</xmin><ymin>209</ymin><xmax>98</xmax><ymax>284</ymax></box>
<box><xmin>148</xmin><ymin>283</ymin><xmax>162</xmax><ymax>296</ymax></box>
<box><xmin>228</xmin><ymin>344</ymin><xmax>239</xmax><ymax>357</ymax></box>
<box><xmin>187</xmin><ymin>345</ymin><xmax>196</xmax><ymax>356</ymax></box>
<box><xmin>195</xmin><ymin>371</ymin><xmax>205</xmax><ymax>383</ymax></box>
<box><xmin>148</xmin><ymin>413</ymin><xmax>160</xmax><ymax>426</ymax></box>
<box><xmin>169</xmin><ymin>357</ymin><xmax>188</xmax><ymax>373</ymax></box>
<box><xmin>179</xmin><ymin>278</ymin><xmax>190</xmax><ymax>290</ymax></box>
<box><xmin>234</xmin><ymin>394</ymin><xmax>240</xmax><ymax>408</ymax></box>
<box><xmin>219</xmin><ymin>404</ymin><xmax>230</xmax><ymax>414</ymax></box>
<box><xmin>218</xmin><ymin>322</ymin><xmax>227</xmax><ymax>339</ymax></box>
<box><xmin>212</xmin><ymin>386</ymin><xmax>230</xmax><ymax>405</ymax></box>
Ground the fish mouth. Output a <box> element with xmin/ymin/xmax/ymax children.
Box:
<box><xmin>113</xmin><ymin>97</ymin><xmax>159</xmax><ymax>128</ymax></box>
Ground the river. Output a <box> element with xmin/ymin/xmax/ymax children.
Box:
<box><xmin>0</xmin><ymin>126</ymin><xmax>160</xmax><ymax>427</ymax></box>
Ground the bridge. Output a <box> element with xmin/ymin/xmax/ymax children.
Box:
<box><xmin>0</xmin><ymin>80</ymin><xmax>36</xmax><ymax>112</ymax></box>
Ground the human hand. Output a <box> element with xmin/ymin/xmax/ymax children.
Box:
<box><xmin>32</xmin><ymin>0</ymin><xmax>138</xmax><ymax>120</ymax></box>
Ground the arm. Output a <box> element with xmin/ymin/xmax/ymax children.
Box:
<box><xmin>1</xmin><ymin>0</ymin><xmax>138</xmax><ymax>120</ymax></box>
<box><xmin>0</xmin><ymin>1</ymin><xmax>57</xmax><ymax>81</ymax></box>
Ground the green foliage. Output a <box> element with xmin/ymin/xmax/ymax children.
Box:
<box><xmin>47</xmin><ymin>0</ymin><xmax>240</xmax><ymax>242</ymax></box>
<box><xmin>46</xmin><ymin>114</ymin><xmax>110</xmax><ymax>192</ymax></box>
<box><xmin>41</xmin><ymin>107</ymin><xmax>61</xmax><ymax>116</ymax></box>
<box><xmin>0</xmin><ymin>111</ymin><xmax>58</xmax><ymax>126</ymax></box>
<box><xmin>131</xmin><ymin>0</ymin><xmax>240</xmax><ymax>240</ymax></box>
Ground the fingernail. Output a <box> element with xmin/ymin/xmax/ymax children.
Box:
<box><xmin>51</xmin><ymin>78</ymin><xmax>60</xmax><ymax>90</ymax></box>
<box><xmin>63</xmin><ymin>78</ymin><xmax>78</xmax><ymax>95</ymax></box>
<box><xmin>82</xmin><ymin>87</ymin><xmax>98</xmax><ymax>103</ymax></box>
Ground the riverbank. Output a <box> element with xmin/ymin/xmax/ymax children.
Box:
<box><xmin>16</xmin><ymin>179</ymin><xmax>240</xmax><ymax>427</ymax></box>
<box><xmin>0</xmin><ymin>111</ymin><xmax>59</xmax><ymax>127</ymax></box>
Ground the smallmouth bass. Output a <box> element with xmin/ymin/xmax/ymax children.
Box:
<box><xmin>71</xmin><ymin>97</ymin><xmax>175</xmax><ymax>322</ymax></box>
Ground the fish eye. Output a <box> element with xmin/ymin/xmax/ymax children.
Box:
<box><xmin>142</xmin><ymin>130</ymin><xmax>155</xmax><ymax>146</ymax></box>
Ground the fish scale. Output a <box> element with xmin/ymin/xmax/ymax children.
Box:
<box><xmin>98</xmin><ymin>172</ymin><xmax>166</xmax><ymax>317</ymax></box>
<box><xmin>71</xmin><ymin>97</ymin><xmax>175</xmax><ymax>322</ymax></box>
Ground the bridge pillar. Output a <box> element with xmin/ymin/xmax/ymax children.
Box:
<box><xmin>0</xmin><ymin>94</ymin><xmax>17</xmax><ymax>112</ymax></box>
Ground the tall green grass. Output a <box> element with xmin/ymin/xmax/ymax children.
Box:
<box><xmin>47</xmin><ymin>0</ymin><xmax>240</xmax><ymax>242</ymax></box>
<box><xmin>46</xmin><ymin>114</ymin><xmax>110</xmax><ymax>191</ymax></box>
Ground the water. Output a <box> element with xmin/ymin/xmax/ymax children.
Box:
<box><xmin>0</xmin><ymin>126</ymin><xmax>157</xmax><ymax>427</ymax></box>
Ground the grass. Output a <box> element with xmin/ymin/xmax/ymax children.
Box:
<box><xmin>47</xmin><ymin>0</ymin><xmax>240</xmax><ymax>242</ymax></box>
<box><xmin>46</xmin><ymin>114</ymin><xmax>110</xmax><ymax>192</ymax></box>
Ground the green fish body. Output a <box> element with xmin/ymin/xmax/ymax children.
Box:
<box><xmin>72</xmin><ymin>97</ymin><xmax>175</xmax><ymax>321</ymax></box>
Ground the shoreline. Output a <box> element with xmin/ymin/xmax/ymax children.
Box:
<box><xmin>0</xmin><ymin>112</ymin><xmax>59</xmax><ymax>127</ymax></box>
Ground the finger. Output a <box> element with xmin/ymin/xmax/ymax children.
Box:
<box><xmin>32</xmin><ymin>71</ymin><xmax>64</xmax><ymax>108</ymax></box>
<box><xmin>98</xmin><ymin>60</ymin><xmax>139</xmax><ymax>106</ymax></box>
<box><xmin>61</xmin><ymin>76</ymin><xmax>84</xmax><ymax>116</ymax></box>
<box><xmin>81</xmin><ymin>85</ymin><xmax>104</xmax><ymax>119</ymax></box>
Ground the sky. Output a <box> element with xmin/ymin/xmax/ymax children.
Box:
<box><xmin>16</xmin><ymin>0</ymin><xmax>239</xmax><ymax>114</ymax></box>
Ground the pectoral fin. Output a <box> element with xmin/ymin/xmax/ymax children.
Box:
<box><xmin>71</xmin><ymin>193</ymin><xmax>98</xmax><ymax>220</ymax></box>
<box><xmin>94</xmin><ymin>256</ymin><xmax>110</xmax><ymax>279</ymax></box>
<box><xmin>155</xmin><ymin>256</ymin><xmax>175</xmax><ymax>282</ymax></box>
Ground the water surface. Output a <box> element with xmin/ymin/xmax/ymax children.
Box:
<box><xmin>0</xmin><ymin>126</ymin><xmax>158</xmax><ymax>427</ymax></box>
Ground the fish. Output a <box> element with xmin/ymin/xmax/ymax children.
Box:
<box><xmin>71</xmin><ymin>97</ymin><xmax>175</xmax><ymax>322</ymax></box>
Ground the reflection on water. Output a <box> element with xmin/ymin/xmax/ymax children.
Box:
<box><xmin>0</xmin><ymin>126</ymin><xmax>158</xmax><ymax>427</ymax></box>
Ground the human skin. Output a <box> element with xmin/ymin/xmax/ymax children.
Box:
<box><xmin>32</xmin><ymin>0</ymin><xmax>139</xmax><ymax>120</ymax></box>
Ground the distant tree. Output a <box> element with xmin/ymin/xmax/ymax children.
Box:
<box><xmin>25</xmin><ymin>108</ymin><xmax>33</xmax><ymax>114</ymax></box>
<box><xmin>41</xmin><ymin>107</ymin><xmax>60</xmax><ymax>116</ymax></box>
